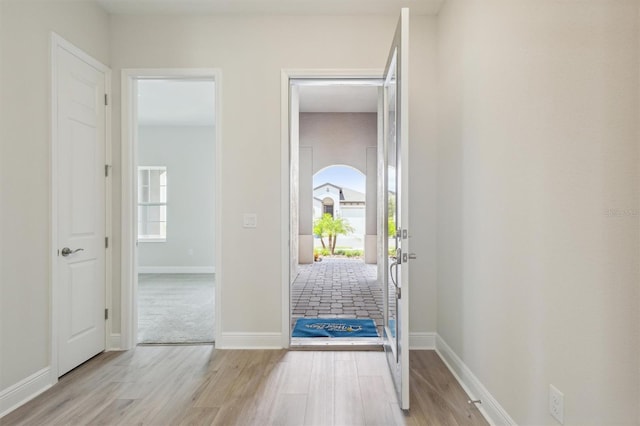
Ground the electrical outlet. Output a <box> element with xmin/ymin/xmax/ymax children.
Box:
<box><xmin>549</xmin><ymin>384</ymin><xmax>564</xmax><ymax>424</ymax></box>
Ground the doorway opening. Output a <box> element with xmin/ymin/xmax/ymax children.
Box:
<box><xmin>133</xmin><ymin>78</ymin><xmax>216</xmax><ymax>344</ymax></box>
<box><xmin>289</xmin><ymin>78</ymin><xmax>386</xmax><ymax>347</ymax></box>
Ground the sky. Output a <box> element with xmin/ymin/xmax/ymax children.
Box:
<box><xmin>313</xmin><ymin>166</ymin><xmax>365</xmax><ymax>193</ymax></box>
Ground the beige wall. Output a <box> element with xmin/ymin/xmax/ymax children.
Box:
<box><xmin>0</xmin><ymin>1</ymin><xmax>110</xmax><ymax>390</ymax></box>
<box><xmin>109</xmin><ymin>15</ymin><xmax>439</xmax><ymax>336</ymax></box>
<box><xmin>437</xmin><ymin>0</ymin><xmax>639</xmax><ymax>424</ymax></box>
<box><xmin>0</xmin><ymin>6</ymin><xmax>438</xmax><ymax>394</ymax></box>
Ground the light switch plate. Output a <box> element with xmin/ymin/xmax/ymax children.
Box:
<box><xmin>243</xmin><ymin>213</ymin><xmax>257</xmax><ymax>228</ymax></box>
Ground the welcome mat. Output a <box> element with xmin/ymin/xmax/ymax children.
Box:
<box><xmin>292</xmin><ymin>318</ymin><xmax>379</xmax><ymax>338</ymax></box>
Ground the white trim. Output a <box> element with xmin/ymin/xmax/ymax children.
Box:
<box><xmin>137</xmin><ymin>266</ymin><xmax>215</xmax><ymax>274</ymax></box>
<box><xmin>104</xmin><ymin>58</ymin><xmax>113</xmax><ymax>365</ymax></box>
<box><xmin>108</xmin><ymin>333</ymin><xmax>122</xmax><ymax>351</ymax></box>
<box><xmin>50</xmin><ymin>32</ymin><xmax>111</xmax><ymax>382</ymax></box>
<box><xmin>409</xmin><ymin>332</ymin><xmax>436</xmax><ymax>350</ymax></box>
<box><xmin>217</xmin><ymin>333</ymin><xmax>283</xmax><ymax>349</ymax></box>
<box><xmin>121</xmin><ymin>68</ymin><xmax>223</xmax><ymax>350</ymax></box>
<box><xmin>120</xmin><ymin>70</ymin><xmax>136</xmax><ymax>350</ymax></box>
<box><xmin>435</xmin><ymin>334</ymin><xmax>517</xmax><ymax>426</ymax></box>
<box><xmin>280</xmin><ymin>69</ymin><xmax>383</xmax><ymax>350</ymax></box>
<box><xmin>0</xmin><ymin>368</ymin><xmax>52</xmax><ymax>419</ymax></box>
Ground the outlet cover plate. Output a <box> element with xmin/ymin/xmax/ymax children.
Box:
<box><xmin>549</xmin><ymin>384</ymin><xmax>564</xmax><ymax>424</ymax></box>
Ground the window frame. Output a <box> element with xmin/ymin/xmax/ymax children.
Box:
<box><xmin>137</xmin><ymin>165</ymin><xmax>168</xmax><ymax>242</ymax></box>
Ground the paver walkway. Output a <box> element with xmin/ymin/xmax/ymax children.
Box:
<box><xmin>291</xmin><ymin>258</ymin><xmax>384</xmax><ymax>336</ymax></box>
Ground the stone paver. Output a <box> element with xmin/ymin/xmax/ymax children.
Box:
<box><xmin>291</xmin><ymin>258</ymin><xmax>385</xmax><ymax>336</ymax></box>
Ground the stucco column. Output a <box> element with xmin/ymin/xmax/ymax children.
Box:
<box><xmin>298</xmin><ymin>147</ymin><xmax>314</xmax><ymax>264</ymax></box>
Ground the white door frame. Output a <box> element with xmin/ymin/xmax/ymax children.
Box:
<box><xmin>50</xmin><ymin>32</ymin><xmax>112</xmax><ymax>382</ymax></box>
<box><xmin>120</xmin><ymin>68</ymin><xmax>222</xmax><ymax>349</ymax></box>
<box><xmin>280</xmin><ymin>69</ymin><xmax>382</xmax><ymax>348</ymax></box>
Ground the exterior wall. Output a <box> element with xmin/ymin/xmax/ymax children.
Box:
<box><xmin>313</xmin><ymin>185</ymin><xmax>343</xmax><ymax>217</ymax></box>
<box><xmin>300</xmin><ymin>113</ymin><xmax>376</xmax><ymax>175</ymax></box>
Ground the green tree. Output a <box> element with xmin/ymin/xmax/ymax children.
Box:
<box><xmin>388</xmin><ymin>194</ymin><xmax>397</xmax><ymax>238</ymax></box>
<box><xmin>313</xmin><ymin>213</ymin><xmax>333</xmax><ymax>249</ymax></box>
<box><xmin>313</xmin><ymin>213</ymin><xmax>354</xmax><ymax>255</ymax></box>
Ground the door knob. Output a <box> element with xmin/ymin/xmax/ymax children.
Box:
<box><xmin>61</xmin><ymin>247</ymin><xmax>84</xmax><ymax>257</ymax></box>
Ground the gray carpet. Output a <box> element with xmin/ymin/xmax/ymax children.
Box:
<box><xmin>137</xmin><ymin>273</ymin><xmax>215</xmax><ymax>344</ymax></box>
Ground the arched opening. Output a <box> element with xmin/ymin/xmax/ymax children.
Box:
<box><xmin>313</xmin><ymin>165</ymin><xmax>366</xmax><ymax>254</ymax></box>
<box><xmin>322</xmin><ymin>197</ymin><xmax>334</xmax><ymax>217</ymax></box>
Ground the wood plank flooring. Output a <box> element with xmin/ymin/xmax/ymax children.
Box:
<box><xmin>1</xmin><ymin>346</ymin><xmax>488</xmax><ymax>426</ymax></box>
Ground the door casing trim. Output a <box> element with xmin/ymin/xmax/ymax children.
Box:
<box><xmin>280</xmin><ymin>69</ymin><xmax>382</xmax><ymax>349</ymax></box>
<box><xmin>50</xmin><ymin>32</ymin><xmax>112</xmax><ymax>383</ymax></box>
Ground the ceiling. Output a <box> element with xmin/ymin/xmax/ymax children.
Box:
<box><xmin>298</xmin><ymin>85</ymin><xmax>379</xmax><ymax>113</ymax></box>
<box><xmin>96</xmin><ymin>0</ymin><xmax>444</xmax><ymax>16</ymax></box>
<box><xmin>137</xmin><ymin>79</ymin><xmax>215</xmax><ymax>126</ymax></box>
<box><xmin>136</xmin><ymin>80</ymin><xmax>376</xmax><ymax>125</ymax></box>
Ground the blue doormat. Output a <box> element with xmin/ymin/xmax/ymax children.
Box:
<box><xmin>292</xmin><ymin>318</ymin><xmax>379</xmax><ymax>338</ymax></box>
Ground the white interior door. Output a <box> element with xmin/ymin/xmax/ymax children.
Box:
<box><xmin>382</xmin><ymin>8</ymin><xmax>411</xmax><ymax>410</ymax></box>
<box><xmin>55</xmin><ymin>40</ymin><xmax>107</xmax><ymax>376</ymax></box>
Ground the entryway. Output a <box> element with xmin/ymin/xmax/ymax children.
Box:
<box><xmin>282</xmin><ymin>9</ymin><xmax>411</xmax><ymax>409</ymax></box>
<box><xmin>288</xmin><ymin>78</ymin><xmax>384</xmax><ymax>347</ymax></box>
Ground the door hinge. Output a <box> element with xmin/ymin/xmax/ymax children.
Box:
<box><xmin>104</xmin><ymin>94</ymin><xmax>108</xmax><ymax>106</ymax></box>
<box><xmin>105</xmin><ymin>164</ymin><xmax>111</xmax><ymax>177</ymax></box>
<box><xmin>105</xmin><ymin>237</ymin><xmax>109</xmax><ymax>249</ymax></box>
<box><xmin>397</xmin><ymin>287</ymin><xmax>402</xmax><ymax>300</ymax></box>
<box><xmin>104</xmin><ymin>308</ymin><xmax>109</xmax><ymax>320</ymax></box>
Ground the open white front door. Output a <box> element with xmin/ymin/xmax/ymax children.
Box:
<box><xmin>55</xmin><ymin>38</ymin><xmax>107</xmax><ymax>376</ymax></box>
<box><xmin>382</xmin><ymin>8</ymin><xmax>410</xmax><ymax>410</ymax></box>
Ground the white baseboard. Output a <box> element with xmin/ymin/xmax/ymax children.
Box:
<box><xmin>0</xmin><ymin>367</ymin><xmax>52</xmax><ymax>419</ymax></box>
<box><xmin>435</xmin><ymin>334</ymin><xmax>516</xmax><ymax>426</ymax></box>
<box><xmin>409</xmin><ymin>332</ymin><xmax>436</xmax><ymax>349</ymax></box>
<box><xmin>138</xmin><ymin>266</ymin><xmax>215</xmax><ymax>274</ymax></box>
<box><xmin>217</xmin><ymin>332</ymin><xmax>283</xmax><ymax>349</ymax></box>
<box><xmin>108</xmin><ymin>333</ymin><xmax>122</xmax><ymax>350</ymax></box>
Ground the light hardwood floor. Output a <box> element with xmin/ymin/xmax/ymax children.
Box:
<box><xmin>1</xmin><ymin>346</ymin><xmax>488</xmax><ymax>425</ymax></box>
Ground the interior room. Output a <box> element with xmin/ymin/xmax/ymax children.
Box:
<box><xmin>135</xmin><ymin>79</ymin><xmax>216</xmax><ymax>344</ymax></box>
<box><xmin>0</xmin><ymin>0</ymin><xmax>638</xmax><ymax>425</ymax></box>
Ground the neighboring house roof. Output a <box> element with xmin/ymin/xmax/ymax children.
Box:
<box><xmin>340</xmin><ymin>187</ymin><xmax>365</xmax><ymax>203</ymax></box>
<box><xmin>313</xmin><ymin>182</ymin><xmax>343</xmax><ymax>192</ymax></box>
<box><xmin>314</xmin><ymin>182</ymin><xmax>365</xmax><ymax>204</ymax></box>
